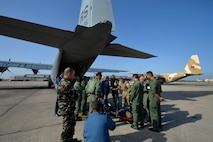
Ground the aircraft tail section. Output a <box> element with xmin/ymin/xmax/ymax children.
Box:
<box><xmin>78</xmin><ymin>0</ymin><xmax>116</xmax><ymax>31</ymax></box>
<box><xmin>184</xmin><ymin>55</ymin><xmax>202</xmax><ymax>75</ymax></box>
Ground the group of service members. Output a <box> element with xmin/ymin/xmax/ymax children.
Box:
<box><xmin>56</xmin><ymin>68</ymin><xmax>164</xmax><ymax>142</ymax></box>
<box><xmin>105</xmin><ymin>71</ymin><xmax>164</xmax><ymax>132</ymax></box>
<box><xmin>74</xmin><ymin>71</ymin><xmax>165</xmax><ymax>132</ymax></box>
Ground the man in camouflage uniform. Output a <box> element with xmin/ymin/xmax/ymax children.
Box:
<box><xmin>57</xmin><ymin>67</ymin><xmax>78</xmax><ymax>142</ymax></box>
<box><xmin>119</xmin><ymin>78</ymin><xmax>131</xmax><ymax>109</ymax></box>
<box><xmin>146</xmin><ymin>71</ymin><xmax>164</xmax><ymax>132</ymax></box>
<box><xmin>130</xmin><ymin>74</ymin><xmax>144</xmax><ymax>130</ymax></box>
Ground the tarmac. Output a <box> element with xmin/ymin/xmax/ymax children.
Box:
<box><xmin>0</xmin><ymin>81</ymin><xmax>213</xmax><ymax>142</ymax></box>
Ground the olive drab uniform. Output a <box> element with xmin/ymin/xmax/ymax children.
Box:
<box><xmin>74</xmin><ymin>80</ymin><xmax>82</xmax><ymax>117</ymax></box>
<box><xmin>142</xmin><ymin>80</ymin><xmax>150</xmax><ymax>120</ymax></box>
<box><xmin>85</xmin><ymin>77</ymin><xmax>101</xmax><ymax>114</ymax></box>
<box><xmin>148</xmin><ymin>78</ymin><xmax>162</xmax><ymax>131</ymax></box>
<box><xmin>119</xmin><ymin>81</ymin><xmax>131</xmax><ymax>108</ymax></box>
<box><xmin>57</xmin><ymin>78</ymin><xmax>78</xmax><ymax>142</ymax></box>
<box><xmin>130</xmin><ymin>80</ymin><xmax>144</xmax><ymax>128</ymax></box>
<box><xmin>80</xmin><ymin>80</ymin><xmax>87</xmax><ymax>114</ymax></box>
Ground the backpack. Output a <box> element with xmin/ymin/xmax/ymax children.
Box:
<box><xmin>85</xmin><ymin>78</ymin><xmax>96</xmax><ymax>94</ymax></box>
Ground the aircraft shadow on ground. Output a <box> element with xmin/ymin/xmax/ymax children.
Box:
<box><xmin>163</xmin><ymin>91</ymin><xmax>213</xmax><ymax>101</ymax></box>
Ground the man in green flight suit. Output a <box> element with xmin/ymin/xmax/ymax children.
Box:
<box><xmin>140</xmin><ymin>75</ymin><xmax>150</xmax><ymax>122</ymax></box>
<box><xmin>74</xmin><ymin>76</ymin><xmax>82</xmax><ymax>121</ymax></box>
<box><xmin>86</xmin><ymin>72</ymin><xmax>102</xmax><ymax>114</ymax></box>
<box><xmin>146</xmin><ymin>71</ymin><xmax>164</xmax><ymax>132</ymax></box>
<box><xmin>57</xmin><ymin>67</ymin><xmax>78</xmax><ymax>142</ymax></box>
<box><xmin>80</xmin><ymin>76</ymin><xmax>88</xmax><ymax>115</ymax></box>
<box><xmin>130</xmin><ymin>74</ymin><xmax>144</xmax><ymax>130</ymax></box>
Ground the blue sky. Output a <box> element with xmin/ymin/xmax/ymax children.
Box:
<box><xmin>1</xmin><ymin>0</ymin><xmax>213</xmax><ymax>80</ymax></box>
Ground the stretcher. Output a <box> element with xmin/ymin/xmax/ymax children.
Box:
<box><xmin>118</xmin><ymin>116</ymin><xmax>133</xmax><ymax>123</ymax></box>
<box><xmin>117</xmin><ymin>110</ymin><xmax>133</xmax><ymax>124</ymax></box>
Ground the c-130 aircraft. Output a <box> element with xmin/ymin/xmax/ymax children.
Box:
<box><xmin>0</xmin><ymin>0</ymin><xmax>155</xmax><ymax>87</ymax></box>
<box><xmin>157</xmin><ymin>55</ymin><xmax>202</xmax><ymax>83</ymax></box>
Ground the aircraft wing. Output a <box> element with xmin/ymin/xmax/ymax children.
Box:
<box><xmin>87</xmin><ymin>68</ymin><xmax>127</xmax><ymax>73</ymax></box>
<box><xmin>1</xmin><ymin>16</ymin><xmax>155</xmax><ymax>59</ymax></box>
<box><xmin>101</xmin><ymin>44</ymin><xmax>156</xmax><ymax>59</ymax></box>
<box><xmin>0</xmin><ymin>60</ymin><xmax>127</xmax><ymax>73</ymax></box>
<box><xmin>0</xmin><ymin>60</ymin><xmax>52</xmax><ymax>70</ymax></box>
<box><xmin>0</xmin><ymin>16</ymin><xmax>74</xmax><ymax>48</ymax></box>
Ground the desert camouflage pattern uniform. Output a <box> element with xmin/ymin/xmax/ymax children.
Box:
<box><xmin>119</xmin><ymin>81</ymin><xmax>131</xmax><ymax>108</ymax></box>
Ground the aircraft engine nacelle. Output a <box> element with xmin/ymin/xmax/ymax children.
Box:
<box><xmin>0</xmin><ymin>67</ymin><xmax>8</xmax><ymax>74</ymax></box>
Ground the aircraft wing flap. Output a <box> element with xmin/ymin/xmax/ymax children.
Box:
<box><xmin>101</xmin><ymin>44</ymin><xmax>156</xmax><ymax>59</ymax></box>
<box><xmin>0</xmin><ymin>16</ymin><xmax>74</xmax><ymax>48</ymax></box>
<box><xmin>0</xmin><ymin>61</ymin><xmax>52</xmax><ymax>70</ymax></box>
